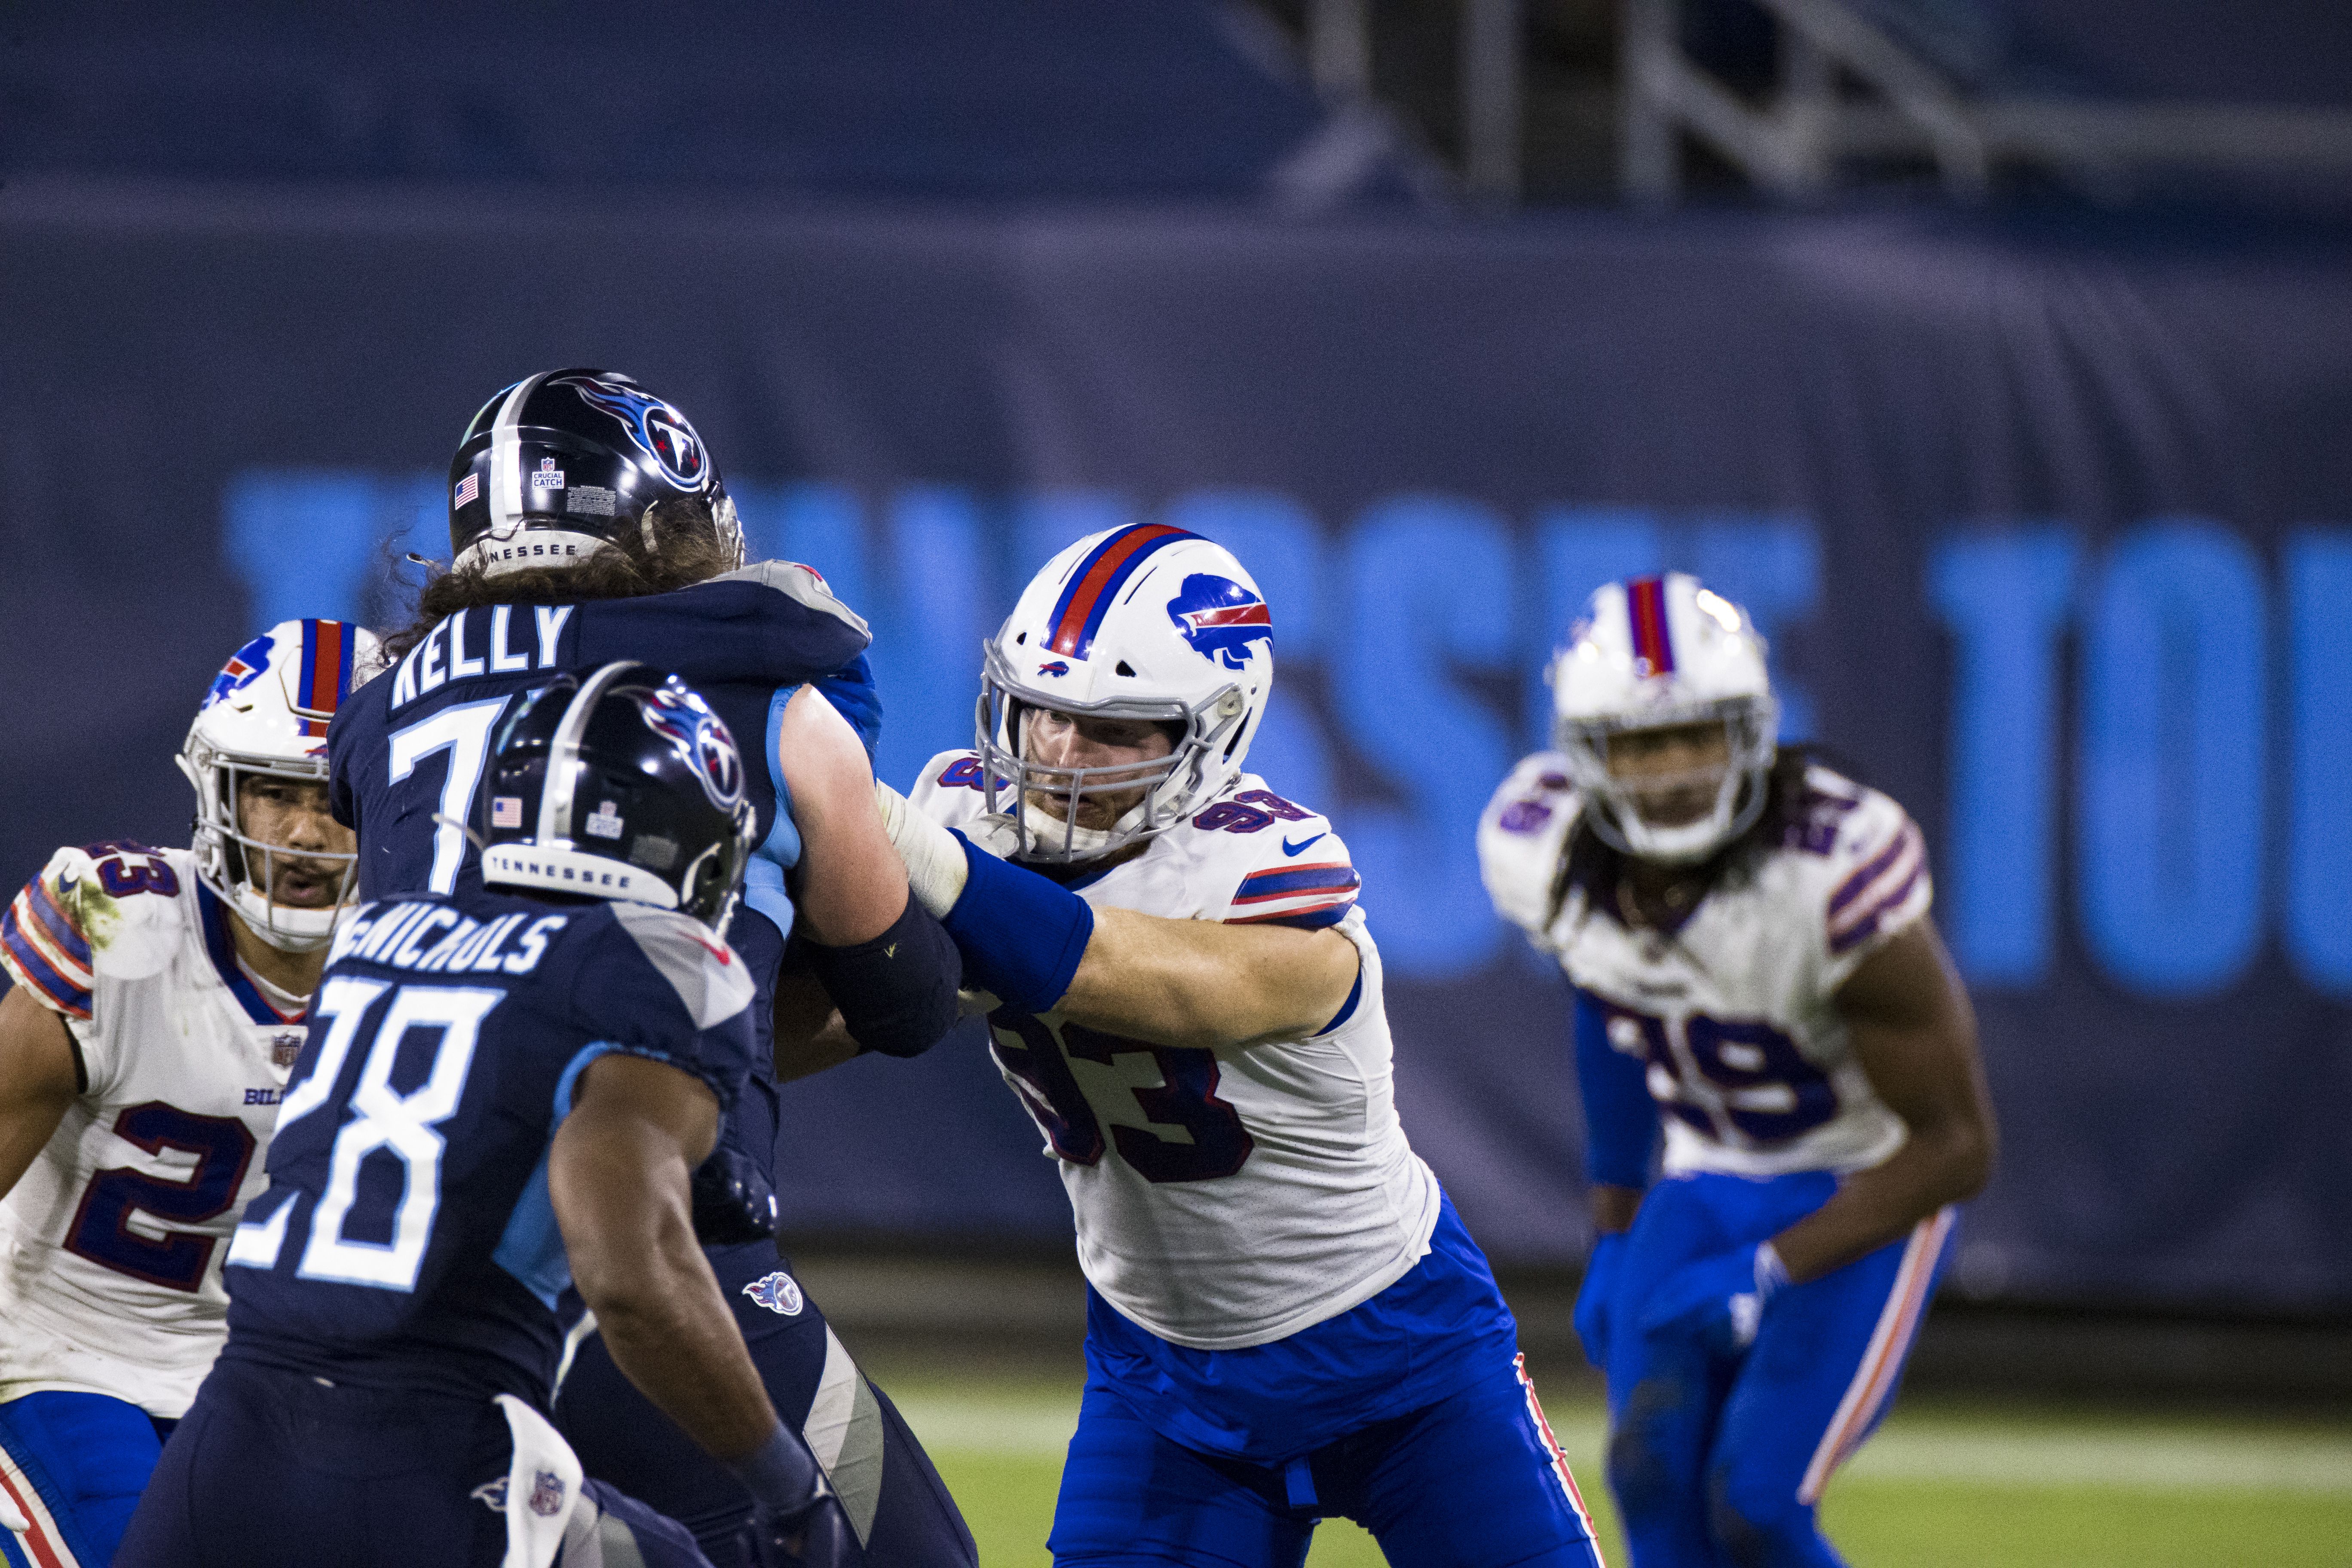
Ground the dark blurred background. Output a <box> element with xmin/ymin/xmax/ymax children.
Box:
<box><xmin>2</xmin><ymin>0</ymin><xmax>2348</xmax><ymax>1405</ymax></box>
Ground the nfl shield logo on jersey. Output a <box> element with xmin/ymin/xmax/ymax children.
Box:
<box><xmin>528</xmin><ymin>1470</ymin><xmax>567</xmax><ymax>1518</ymax></box>
<box><xmin>1166</xmin><ymin>573</ymin><xmax>1272</xmax><ymax>670</ymax></box>
<box><xmin>742</xmin><ymin>1270</ymin><xmax>805</xmax><ymax>1316</ymax></box>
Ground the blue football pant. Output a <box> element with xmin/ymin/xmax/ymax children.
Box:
<box><xmin>1050</xmin><ymin>1348</ymin><xmax>1604</xmax><ymax>1568</ymax></box>
<box><xmin>1600</xmin><ymin>1173</ymin><xmax>1957</xmax><ymax>1568</ymax></box>
<box><xmin>114</xmin><ymin>1358</ymin><xmax>710</xmax><ymax>1568</ymax></box>
<box><xmin>556</xmin><ymin>1243</ymin><xmax>976</xmax><ymax>1568</ymax></box>
<box><xmin>0</xmin><ymin>1391</ymin><xmax>173</xmax><ymax>1568</ymax></box>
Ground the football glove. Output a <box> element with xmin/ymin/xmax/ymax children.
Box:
<box><xmin>729</xmin><ymin>1427</ymin><xmax>863</xmax><ymax>1568</ymax></box>
<box><xmin>1573</xmin><ymin>1231</ymin><xmax>1627</xmax><ymax>1371</ymax></box>
<box><xmin>1635</xmin><ymin>1241</ymin><xmax>1789</xmax><ymax>1354</ymax></box>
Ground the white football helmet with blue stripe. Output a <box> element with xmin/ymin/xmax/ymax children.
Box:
<box><xmin>978</xmin><ymin>524</ymin><xmax>1276</xmax><ymax>863</ymax></box>
<box><xmin>176</xmin><ymin>619</ymin><xmax>380</xmax><ymax>951</ymax></box>
<box><xmin>1549</xmin><ymin>573</ymin><xmax>1777</xmax><ymax>864</ymax></box>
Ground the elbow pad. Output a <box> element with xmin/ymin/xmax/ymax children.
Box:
<box><xmin>1574</xmin><ymin>987</ymin><xmax>1660</xmax><ymax>1190</ymax></box>
<box><xmin>804</xmin><ymin>894</ymin><xmax>964</xmax><ymax>1058</ymax></box>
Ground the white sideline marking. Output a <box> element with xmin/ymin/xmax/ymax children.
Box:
<box><xmin>889</xmin><ymin>1395</ymin><xmax>2352</xmax><ymax>1496</ymax></box>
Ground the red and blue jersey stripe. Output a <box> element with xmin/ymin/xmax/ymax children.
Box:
<box><xmin>1627</xmin><ymin>575</ymin><xmax>1675</xmax><ymax>677</ymax></box>
<box><xmin>291</xmin><ymin>619</ymin><xmax>358</xmax><ymax>738</ymax></box>
<box><xmin>1</xmin><ymin>878</ymin><xmax>95</xmax><ymax>1020</ymax></box>
<box><xmin>1228</xmin><ymin>861</ymin><xmax>1363</xmax><ymax>928</ymax></box>
<box><xmin>1045</xmin><ymin>524</ymin><xmax>1202</xmax><ymax>661</ymax></box>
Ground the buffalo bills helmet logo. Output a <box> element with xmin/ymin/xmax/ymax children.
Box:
<box><xmin>742</xmin><ymin>1270</ymin><xmax>805</xmax><ymax>1315</ymax></box>
<box><xmin>1166</xmin><ymin>574</ymin><xmax>1272</xmax><ymax>671</ymax></box>
<box><xmin>552</xmin><ymin>375</ymin><xmax>710</xmax><ymax>489</ymax></box>
<box><xmin>1037</xmin><ymin>660</ymin><xmax>1070</xmax><ymax>677</ymax></box>
<box><xmin>204</xmin><ymin>634</ymin><xmax>274</xmax><ymax>709</ymax></box>
<box><xmin>640</xmin><ymin>680</ymin><xmax>745</xmax><ymax>812</ymax></box>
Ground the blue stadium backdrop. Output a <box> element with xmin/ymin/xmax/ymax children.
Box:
<box><xmin>2</xmin><ymin>185</ymin><xmax>2346</xmax><ymax>1313</ymax></box>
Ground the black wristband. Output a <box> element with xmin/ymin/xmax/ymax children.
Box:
<box><xmin>803</xmin><ymin>894</ymin><xmax>963</xmax><ymax>1059</ymax></box>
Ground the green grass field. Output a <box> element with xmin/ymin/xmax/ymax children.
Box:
<box><xmin>876</xmin><ymin>1365</ymin><xmax>2352</xmax><ymax>1566</ymax></box>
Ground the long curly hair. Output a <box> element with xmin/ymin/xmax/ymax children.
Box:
<box><xmin>380</xmin><ymin>499</ymin><xmax>735</xmax><ymax>664</ymax></box>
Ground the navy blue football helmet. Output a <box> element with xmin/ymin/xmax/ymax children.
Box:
<box><xmin>477</xmin><ymin>661</ymin><xmax>757</xmax><ymax>931</ymax></box>
<box><xmin>447</xmin><ymin>369</ymin><xmax>743</xmax><ymax>577</ymax></box>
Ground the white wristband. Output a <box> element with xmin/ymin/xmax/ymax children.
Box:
<box><xmin>872</xmin><ymin>781</ymin><xmax>971</xmax><ymax>919</ymax></box>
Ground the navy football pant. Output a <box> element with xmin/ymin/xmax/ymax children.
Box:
<box><xmin>556</xmin><ymin>1243</ymin><xmax>975</xmax><ymax>1568</ymax></box>
<box><xmin>114</xmin><ymin>1358</ymin><xmax>708</xmax><ymax>1568</ymax></box>
<box><xmin>1599</xmin><ymin>1172</ymin><xmax>1957</xmax><ymax>1568</ymax></box>
<box><xmin>0</xmin><ymin>1391</ymin><xmax>173</xmax><ymax>1568</ymax></box>
<box><xmin>1049</xmin><ymin>1348</ymin><xmax>1604</xmax><ymax>1568</ymax></box>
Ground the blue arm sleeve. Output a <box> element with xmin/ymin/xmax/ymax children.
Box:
<box><xmin>808</xmin><ymin>652</ymin><xmax>882</xmax><ymax>762</ymax></box>
<box><xmin>942</xmin><ymin>834</ymin><xmax>1094</xmax><ymax>1014</ymax></box>
<box><xmin>1574</xmin><ymin>988</ymin><xmax>1659</xmax><ymax>1190</ymax></box>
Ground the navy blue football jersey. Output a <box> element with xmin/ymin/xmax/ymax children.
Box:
<box><xmin>219</xmin><ymin>888</ymin><xmax>757</xmax><ymax>1402</ymax></box>
<box><xmin>327</xmin><ymin>561</ymin><xmax>874</xmax><ymax>1182</ymax></box>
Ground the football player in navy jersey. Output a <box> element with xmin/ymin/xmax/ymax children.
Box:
<box><xmin>326</xmin><ymin>371</ymin><xmax>971</xmax><ymax>1566</ymax></box>
<box><xmin>120</xmin><ymin>663</ymin><xmax>856</xmax><ymax>1568</ymax></box>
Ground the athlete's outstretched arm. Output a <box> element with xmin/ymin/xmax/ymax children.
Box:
<box><xmin>551</xmin><ymin>1052</ymin><xmax>777</xmax><ymax>1457</ymax></box>
<box><xmin>1769</xmin><ymin>918</ymin><xmax>1996</xmax><ymax>1284</ymax></box>
<box><xmin>870</xmin><ymin>783</ymin><xmax>1357</xmax><ymax>1051</ymax></box>
<box><xmin>1061</xmin><ymin>907</ymin><xmax>1358</xmax><ymax>1052</ymax></box>
<box><xmin>773</xmin><ymin>686</ymin><xmax>962</xmax><ymax>1060</ymax></box>
<box><xmin>0</xmin><ymin>987</ymin><xmax>78</xmax><ymax>1203</ymax></box>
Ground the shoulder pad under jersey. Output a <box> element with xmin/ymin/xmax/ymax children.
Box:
<box><xmin>608</xmin><ymin>902</ymin><xmax>757</xmax><ymax>1032</ymax></box>
<box><xmin>1795</xmin><ymin>766</ymin><xmax>1932</xmax><ymax>986</ymax></box>
<box><xmin>1478</xmin><ymin>753</ymin><xmax>1583</xmax><ymax>941</ymax></box>
<box><xmin>1187</xmin><ymin>778</ymin><xmax>1360</xmax><ymax>930</ymax></box>
<box><xmin>0</xmin><ymin>842</ymin><xmax>187</xmax><ymax>1017</ymax></box>
<box><xmin>706</xmin><ymin>560</ymin><xmax>871</xmax><ymax>641</ymax></box>
<box><xmin>909</xmin><ymin>749</ymin><xmax>1003</xmax><ymax>829</ymax></box>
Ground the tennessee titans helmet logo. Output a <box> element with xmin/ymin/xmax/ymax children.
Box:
<box><xmin>552</xmin><ymin>374</ymin><xmax>710</xmax><ymax>489</ymax></box>
<box><xmin>741</xmin><ymin>1270</ymin><xmax>805</xmax><ymax>1316</ymax></box>
<box><xmin>203</xmin><ymin>634</ymin><xmax>274</xmax><ymax>709</ymax></box>
<box><xmin>640</xmin><ymin>680</ymin><xmax>745</xmax><ymax>811</ymax></box>
<box><xmin>1166</xmin><ymin>573</ymin><xmax>1273</xmax><ymax>671</ymax></box>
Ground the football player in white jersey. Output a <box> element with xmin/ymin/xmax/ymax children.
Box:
<box><xmin>1478</xmin><ymin>573</ymin><xmax>1997</xmax><ymax>1568</ymax></box>
<box><xmin>876</xmin><ymin>523</ymin><xmax>1603</xmax><ymax>1568</ymax></box>
<box><xmin>0</xmin><ymin>618</ymin><xmax>374</xmax><ymax>1568</ymax></box>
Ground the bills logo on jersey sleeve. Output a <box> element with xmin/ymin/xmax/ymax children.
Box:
<box><xmin>639</xmin><ymin>682</ymin><xmax>745</xmax><ymax>810</ymax></box>
<box><xmin>1167</xmin><ymin>574</ymin><xmax>1272</xmax><ymax>671</ymax></box>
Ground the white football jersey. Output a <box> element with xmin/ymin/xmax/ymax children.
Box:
<box><xmin>1478</xmin><ymin>754</ymin><xmax>1929</xmax><ymax>1179</ymax></box>
<box><xmin>0</xmin><ymin>843</ymin><xmax>305</xmax><ymax>1418</ymax></box>
<box><xmin>912</xmin><ymin>752</ymin><xmax>1442</xmax><ymax>1352</ymax></box>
